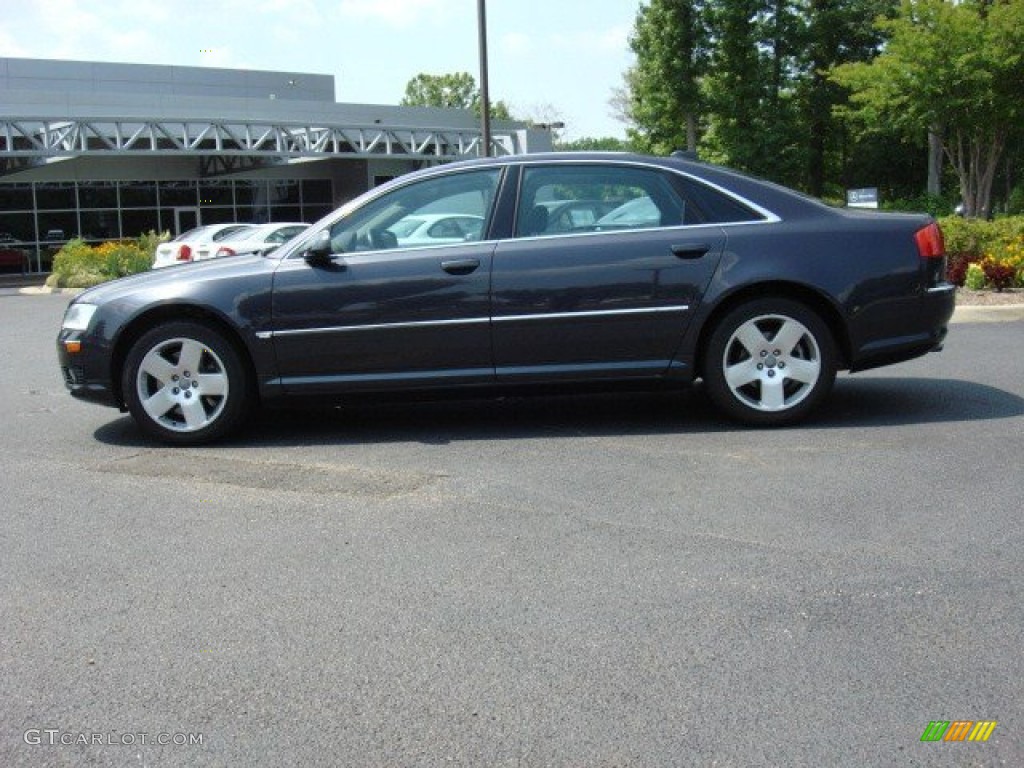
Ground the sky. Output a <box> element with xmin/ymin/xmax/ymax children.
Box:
<box><xmin>0</xmin><ymin>0</ymin><xmax>641</xmax><ymax>141</ymax></box>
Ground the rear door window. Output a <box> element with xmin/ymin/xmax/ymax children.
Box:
<box><xmin>514</xmin><ymin>165</ymin><xmax>685</xmax><ymax>238</ymax></box>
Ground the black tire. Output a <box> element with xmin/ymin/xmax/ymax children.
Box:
<box><xmin>703</xmin><ymin>298</ymin><xmax>836</xmax><ymax>426</ymax></box>
<box><xmin>122</xmin><ymin>321</ymin><xmax>253</xmax><ymax>445</ymax></box>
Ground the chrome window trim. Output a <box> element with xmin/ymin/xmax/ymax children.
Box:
<box><xmin>508</xmin><ymin>157</ymin><xmax>783</xmax><ymax>225</ymax></box>
<box><xmin>277</xmin><ymin>165</ymin><xmax>506</xmax><ymax>260</ymax></box>
<box><xmin>502</xmin><ymin>220</ymin><xmax>736</xmax><ymax>246</ymax></box>
<box><xmin>276</xmin><ymin>157</ymin><xmax>781</xmax><ymax>261</ymax></box>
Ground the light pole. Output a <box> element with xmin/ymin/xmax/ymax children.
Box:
<box><xmin>477</xmin><ymin>0</ymin><xmax>491</xmax><ymax>157</ymax></box>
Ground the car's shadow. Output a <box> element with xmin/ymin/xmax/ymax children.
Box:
<box><xmin>93</xmin><ymin>376</ymin><xmax>1024</xmax><ymax>448</ymax></box>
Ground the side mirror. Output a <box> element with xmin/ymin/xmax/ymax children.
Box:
<box><xmin>368</xmin><ymin>228</ymin><xmax>398</xmax><ymax>250</ymax></box>
<box><xmin>304</xmin><ymin>230</ymin><xmax>334</xmax><ymax>266</ymax></box>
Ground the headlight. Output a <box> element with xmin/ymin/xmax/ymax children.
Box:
<box><xmin>62</xmin><ymin>303</ymin><xmax>98</xmax><ymax>331</ymax></box>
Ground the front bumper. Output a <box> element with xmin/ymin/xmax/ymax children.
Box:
<box><xmin>57</xmin><ymin>330</ymin><xmax>121</xmax><ymax>408</ymax></box>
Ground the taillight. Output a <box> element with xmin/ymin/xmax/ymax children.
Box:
<box><xmin>177</xmin><ymin>244</ymin><xmax>193</xmax><ymax>262</ymax></box>
<box><xmin>215</xmin><ymin>247</ymin><xmax>235</xmax><ymax>258</ymax></box>
<box><xmin>914</xmin><ymin>222</ymin><xmax>944</xmax><ymax>259</ymax></box>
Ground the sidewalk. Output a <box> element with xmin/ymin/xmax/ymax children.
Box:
<box><xmin>950</xmin><ymin>304</ymin><xmax>1024</xmax><ymax>323</ymax></box>
<box><xmin>0</xmin><ymin>273</ymin><xmax>49</xmax><ymax>290</ymax></box>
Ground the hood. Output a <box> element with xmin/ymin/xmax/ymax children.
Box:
<box><xmin>74</xmin><ymin>253</ymin><xmax>274</xmax><ymax>306</ymax></box>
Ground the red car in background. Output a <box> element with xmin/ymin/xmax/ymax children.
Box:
<box><xmin>0</xmin><ymin>233</ymin><xmax>29</xmax><ymax>273</ymax></box>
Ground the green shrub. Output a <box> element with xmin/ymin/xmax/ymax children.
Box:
<box><xmin>48</xmin><ymin>232</ymin><xmax>163</xmax><ymax>288</ymax></box>
<box><xmin>96</xmin><ymin>241</ymin><xmax>151</xmax><ymax>278</ymax></box>
<box><xmin>137</xmin><ymin>230</ymin><xmax>170</xmax><ymax>261</ymax></box>
<box><xmin>981</xmin><ymin>257</ymin><xmax>1016</xmax><ymax>291</ymax></box>
<box><xmin>938</xmin><ymin>215</ymin><xmax>1024</xmax><ymax>288</ymax></box>
<box><xmin>883</xmin><ymin>194</ymin><xmax>954</xmax><ymax>217</ymax></box>
<box><xmin>50</xmin><ymin>238</ymin><xmax>103</xmax><ymax>287</ymax></box>
<box><xmin>964</xmin><ymin>263</ymin><xmax>986</xmax><ymax>290</ymax></box>
<box><xmin>1008</xmin><ymin>186</ymin><xmax>1024</xmax><ymax>216</ymax></box>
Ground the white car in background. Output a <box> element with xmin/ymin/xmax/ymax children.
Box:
<box><xmin>594</xmin><ymin>195</ymin><xmax>662</xmax><ymax>230</ymax></box>
<box><xmin>211</xmin><ymin>222</ymin><xmax>310</xmax><ymax>259</ymax></box>
<box><xmin>387</xmin><ymin>214</ymin><xmax>484</xmax><ymax>247</ymax></box>
<box><xmin>152</xmin><ymin>223</ymin><xmax>256</xmax><ymax>268</ymax></box>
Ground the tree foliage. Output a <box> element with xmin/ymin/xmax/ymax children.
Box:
<box><xmin>699</xmin><ymin>0</ymin><xmax>803</xmax><ymax>183</ymax></box>
<box><xmin>557</xmin><ymin>136</ymin><xmax>632</xmax><ymax>152</ymax></box>
<box><xmin>627</xmin><ymin>0</ymin><xmax>709</xmax><ymax>155</ymax></box>
<box><xmin>831</xmin><ymin>0</ymin><xmax>1024</xmax><ymax>217</ymax></box>
<box><xmin>622</xmin><ymin>0</ymin><xmax>1024</xmax><ymax>212</ymax></box>
<box><xmin>625</xmin><ymin>0</ymin><xmax>888</xmax><ymax>191</ymax></box>
<box><xmin>797</xmin><ymin>0</ymin><xmax>896</xmax><ymax>196</ymax></box>
<box><xmin>401</xmin><ymin>72</ymin><xmax>512</xmax><ymax>120</ymax></box>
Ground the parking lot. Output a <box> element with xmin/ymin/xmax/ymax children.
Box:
<box><xmin>2</xmin><ymin>290</ymin><xmax>1022</xmax><ymax>766</ymax></box>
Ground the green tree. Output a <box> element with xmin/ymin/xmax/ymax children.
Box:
<box><xmin>626</xmin><ymin>0</ymin><xmax>709</xmax><ymax>154</ymax></box>
<box><xmin>699</xmin><ymin>0</ymin><xmax>807</xmax><ymax>185</ymax></box>
<box><xmin>401</xmin><ymin>72</ymin><xmax>512</xmax><ymax>120</ymax></box>
<box><xmin>832</xmin><ymin>0</ymin><xmax>1024</xmax><ymax>217</ymax></box>
<box><xmin>557</xmin><ymin>136</ymin><xmax>631</xmax><ymax>152</ymax></box>
<box><xmin>797</xmin><ymin>0</ymin><xmax>895</xmax><ymax>197</ymax></box>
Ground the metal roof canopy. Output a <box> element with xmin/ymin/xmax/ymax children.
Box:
<box><xmin>0</xmin><ymin>116</ymin><xmax>519</xmax><ymax>175</ymax></box>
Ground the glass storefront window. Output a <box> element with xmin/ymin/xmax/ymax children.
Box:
<box><xmin>0</xmin><ymin>177</ymin><xmax>333</xmax><ymax>271</ymax></box>
<box><xmin>0</xmin><ymin>212</ymin><xmax>36</xmax><ymax>242</ymax></box>
<box><xmin>40</xmin><ymin>211</ymin><xmax>78</xmax><ymax>241</ymax></box>
<box><xmin>122</xmin><ymin>209</ymin><xmax>161</xmax><ymax>239</ymax></box>
<box><xmin>120</xmin><ymin>182</ymin><xmax>157</xmax><ymax>207</ymax></box>
<box><xmin>302</xmin><ymin>179</ymin><xmax>332</xmax><ymax>204</ymax></box>
<box><xmin>200</xmin><ymin>208</ymin><xmax>238</xmax><ymax>225</ymax></box>
<box><xmin>80</xmin><ymin>210</ymin><xmax>121</xmax><ymax>241</ymax></box>
<box><xmin>269</xmin><ymin>180</ymin><xmax>301</xmax><ymax>205</ymax></box>
<box><xmin>157</xmin><ymin>181</ymin><xmax>197</xmax><ymax>206</ymax></box>
<box><xmin>0</xmin><ymin>184</ymin><xmax>34</xmax><ymax>210</ymax></box>
<box><xmin>269</xmin><ymin>206</ymin><xmax>303</xmax><ymax>222</ymax></box>
<box><xmin>199</xmin><ymin>181</ymin><xmax>234</xmax><ymax>206</ymax></box>
<box><xmin>234</xmin><ymin>181</ymin><xmax>264</xmax><ymax>206</ymax></box>
<box><xmin>79</xmin><ymin>182</ymin><xmax>118</xmax><ymax>209</ymax></box>
<box><xmin>303</xmin><ymin>204</ymin><xmax>333</xmax><ymax>222</ymax></box>
<box><xmin>36</xmin><ymin>182</ymin><xmax>77</xmax><ymax>210</ymax></box>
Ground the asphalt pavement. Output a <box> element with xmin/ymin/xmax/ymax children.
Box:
<box><xmin>1</xmin><ymin>291</ymin><xmax>1022</xmax><ymax>767</ymax></box>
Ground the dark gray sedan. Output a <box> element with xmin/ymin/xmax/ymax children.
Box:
<box><xmin>57</xmin><ymin>153</ymin><xmax>955</xmax><ymax>444</ymax></box>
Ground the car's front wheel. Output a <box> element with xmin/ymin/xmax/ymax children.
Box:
<box><xmin>703</xmin><ymin>298</ymin><xmax>836</xmax><ymax>426</ymax></box>
<box><xmin>122</xmin><ymin>321</ymin><xmax>252</xmax><ymax>444</ymax></box>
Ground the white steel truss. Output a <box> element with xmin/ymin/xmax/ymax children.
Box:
<box><xmin>0</xmin><ymin>117</ymin><xmax>517</xmax><ymax>162</ymax></box>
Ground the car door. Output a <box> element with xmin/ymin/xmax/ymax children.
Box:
<box><xmin>490</xmin><ymin>163</ymin><xmax>726</xmax><ymax>382</ymax></box>
<box><xmin>269</xmin><ymin>168</ymin><xmax>502</xmax><ymax>394</ymax></box>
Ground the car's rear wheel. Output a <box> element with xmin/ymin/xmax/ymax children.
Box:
<box><xmin>703</xmin><ymin>298</ymin><xmax>836</xmax><ymax>426</ymax></box>
<box><xmin>122</xmin><ymin>321</ymin><xmax>252</xmax><ymax>445</ymax></box>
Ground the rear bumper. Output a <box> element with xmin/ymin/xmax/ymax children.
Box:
<box><xmin>849</xmin><ymin>284</ymin><xmax>955</xmax><ymax>372</ymax></box>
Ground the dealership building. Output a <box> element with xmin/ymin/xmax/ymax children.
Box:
<box><xmin>0</xmin><ymin>57</ymin><xmax>548</xmax><ymax>272</ymax></box>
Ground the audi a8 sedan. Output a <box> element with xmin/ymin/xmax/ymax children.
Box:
<box><xmin>58</xmin><ymin>152</ymin><xmax>955</xmax><ymax>444</ymax></box>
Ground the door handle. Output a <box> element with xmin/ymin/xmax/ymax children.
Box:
<box><xmin>441</xmin><ymin>258</ymin><xmax>481</xmax><ymax>275</ymax></box>
<box><xmin>671</xmin><ymin>243</ymin><xmax>711</xmax><ymax>259</ymax></box>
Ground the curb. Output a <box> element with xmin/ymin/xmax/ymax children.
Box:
<box><xmin>950</xmin><ymin>304</ymin><xmax>1024</xmax><ymax>324</ymax></box>
<box><xmin>18</xmin><ymin>285</ymin><xmax>84</xmax><ymax>296</ymax></box>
